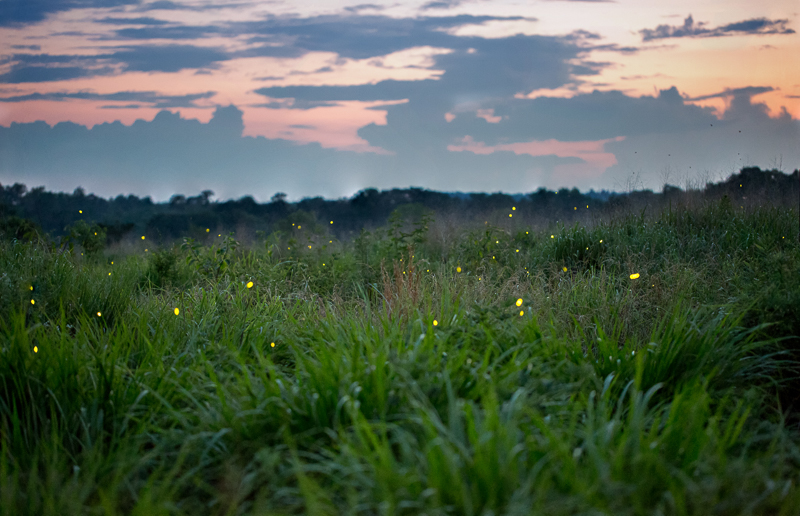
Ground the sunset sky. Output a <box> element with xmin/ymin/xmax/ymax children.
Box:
<box><xmin>1</xmin><ymin>0</ymin><xmax>798</xmax><ymax>201</ymax></box>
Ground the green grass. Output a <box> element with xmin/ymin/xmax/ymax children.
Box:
<box><xmin>1</xmin><ymin>199</ymin><xmax>799</xmax><ymax>515</ymax></box>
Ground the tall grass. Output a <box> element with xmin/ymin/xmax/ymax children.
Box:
<box><xmin>1</xmin><ymin>199</ymin><xmax>799</xmax><ymax>515</ymax></box>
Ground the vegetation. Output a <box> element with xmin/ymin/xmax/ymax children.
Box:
<box><xmin>1</xmin><ymin>169</ymin><xmax>799</xmax><ymax>514</ymax></box>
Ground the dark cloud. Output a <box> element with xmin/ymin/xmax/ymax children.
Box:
<box><xmin>640</xmin><ymin>15</ymin><xmax>795</xmax><ymax>41</ymax></box>
<box><xmin>421</xmin><ymin>0</ymin><xmax>462</xmax><ymax>9</ymax></box>
<box><xmin>0</xmin><ymin>105</ymin><xmax>579</xmax><ymax>200</ymax></box>
<box><xmin>96</xmin><ymin>16</ymin><xmax>170</xmax><ymax>25</ymax></box>
<box><xmin>0</xmin><ymin>53</ymin><xmax>114</xmax><ymax>83</ymax></box>
<box><xmin>343</xmin><ymin>4</ymin><xmax>384</xmax><ymax>13</ymax></box>
<box><xmin>234</xmin><ymin>14</ymin><xmax>531</xmax><ymax>60</ymax></box>
<box><xmin>0</xmin><ymin>0</ymin><xmax>139</xmax><ymax>27</ymax></box>
<box><xmin>0</xmin><ymin>90</ymin><xmax>215</xmax><ymax>108</ymax></box>
<box><xmin>112</xmin><ymin>24</ymin><xmax>222</xmax><ymax>39</ymax></box>
<box><xmin>109</xmin><ymin>44</ymin><xmax>229</xmax><ymax>72</ymax></box>
<box><xmin>686</xmin><ymin>86</ymin><xmax>774</xmax><ymax>102</ymax></box>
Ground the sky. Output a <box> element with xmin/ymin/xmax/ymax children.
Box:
<box><xmin>0</xmin><ymin>0</ymin><xmax>798</xmax><ymax>202</ymax></box>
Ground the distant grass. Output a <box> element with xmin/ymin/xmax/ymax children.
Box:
<box><xmin>1</xmin><ymin>199</ymin><xmax>799</xmax><ymax>515</ymax></box>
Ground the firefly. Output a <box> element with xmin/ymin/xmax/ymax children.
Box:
<box><xmin>519</xmin><ymin>310</ymin><xmax>524</xmax><ymax>316</ymax></box>
<box><xmin>516</xmin><ymin>298</ymin><xmax>523</xmax><ymax>307</ymax></box>
<box><xmin>247</xmin><ymin>281</ymin><xmax>254</xmax><ymax>288</ymax></box>
<box><xmin>330</xmin><ymin>221</ymin><xmax>333</xmax><ymax>224</ymax></box>
<box><xmin>512</xmin><ymin>207</ymin><xmax>516</xmax><ymax>211</ymax></box>
<box><xmin>551</xmin><ymin>235</ymin><xmax>554</xmax><ymax>239</ymax></box>
<box><xmin>174</xmin><ymin>308</ymin><xmax>180</xmax><ymax>315</ymax></box>
<box><xmin>79</xmin><ymin>210</ymin><xmax>82</xmax><ymax>214</ymax></box>
<box><xmin>29</xmin><ymin>286</ymin><xmax>33</xmax><ymax>291</ymax></box>
<box><xmin>34</xmin><ymin>346</ymin><xmax>38</xmax><ymax>353</ymax></box>
<box><xmin>206</xmin><ymin>228</ymin><xmax>210</xmax><ymax>232</ymax></box>
<box><xmin>563</xmin><ymin>266</ymin><xmax>568</xmax><ymax>272</ymax></box>
<box><xmin>630</xmin><ymin>273</ymin><xmax>640</xmax><ymax>280</ymax></box>
<box><xmin>433</xmin><ymin>320</ymin><xmax>438</xmax><ymax>326</ymax></box>
<box><xmin>457</xmin><ymin>266</ymin><xmax>462</xmax><ymax>273</ymax></box>
<box><xmin>141</xmin><ymin>236</ymin><xmax>145</xmax><ymax>240</ymax></box>
<box><xmin>271</xmin><ymin>342</ymin><xmax>275</xmax><ymax>348</ymax></box>
<box><xmin>97</xmin><ymin>312</ymin><xmax>102</xmax><ymax>317</ymax></box>
<box><xmin>31</xmin><ymin>299</ymin><xmax>35</xmax><ymax>305</ymax></box>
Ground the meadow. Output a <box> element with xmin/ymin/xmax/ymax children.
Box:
<box><xmin>1</xmin><ymin>194</ymin><xmax>800</xmax><ymax>515</ymax></box>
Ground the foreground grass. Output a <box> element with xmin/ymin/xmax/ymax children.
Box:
<box><xmin>2</xmin><ymin>200</ymin><xmax>800</xmax><ymax>515</ymax></box>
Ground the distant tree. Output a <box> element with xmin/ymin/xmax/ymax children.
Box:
<box><xmin>170</xmin><ymin>194</ymin><xmax>186</xmax><ymax>206</ymax></box>
<box><xmin>271</xmin><ymin>192</ymin><xmax>287</xmax><ymax>203</ymax></box>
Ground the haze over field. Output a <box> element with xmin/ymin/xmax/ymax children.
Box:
<box><xmin>1</xmin><ymin>0</ymin><xmax>799</xmax><ymax>201</ymax></box>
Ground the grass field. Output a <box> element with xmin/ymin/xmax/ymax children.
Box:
<box><xmin>2</xmin><ymin>197</ymin><xmax>800</xmax><ymax>515</ymax></box>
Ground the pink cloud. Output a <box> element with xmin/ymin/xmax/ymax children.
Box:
<box><xmin>447</xmin><ymin>135</ymin><xmax>625</xmax><ymax>183</ymax></box>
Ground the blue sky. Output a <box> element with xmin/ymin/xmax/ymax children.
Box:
<box><xmin>1</xmin><ymin>0</ymin><xmax>798</xmax><ymax>201</ymax></box>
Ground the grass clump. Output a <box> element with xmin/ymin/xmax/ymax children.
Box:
<box><xmin>1</xmin><ymin>199</ymin><xmax>799</xmax><ymax>515</ymax></box>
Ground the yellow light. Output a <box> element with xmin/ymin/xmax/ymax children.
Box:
<box><xmin>516</xmin><ymin>249</ymin><xmax>519</xmax><ymax>252</ymax></box>
<box><xmin>79</xmin><ymin>210</ymin><xmax>82</xmax><ymax>214</ymax></box>
<box><xmin>31</xmin><ymin>299</ymin><xmax>35</xmax><ymax>305</ymax></box>
<box><xmin>97</xmin><ymin>312</ymin><xmax>102</xmax><ymax>317</ymax></box>
<box><xmin>29</xmin><ymin>286</ymin><xmax>33</xmax><ymax>290</ymax></box>
<box><xmin>111</xmin><ymin>261</ymin><xmax>113</xmax><ymax>265</ymax></box>
<box><xmin>34</xmin><ymin>346</ymin><xmax>38</xmax><ymax>353</ymax></box>
<box><xmin>496</xmin><ymin>240</ymin><xmax>499</xmax><ymax>243</ymax></box>
<box><xmin>298</xmin><ymin>225</ymin><xmax>301</xmax><ymax>229</ymax></box>
<box><xmin>526</xmin><ymin>231</ymin><xmax>528</xmax><ymax>234</ymax></box>
<box><xmin>492</xmin><ymin>256</ymin><xmax>495</xmax><ymax>260</ymax></box>
<box><xmin>94</xmin><ymin>232</ymin><xmax>97</xmax><ymax>236</ymax></box>
<box><xmin>433</xmin><ymin>320</ymin><xmax>438</xmax><ymax>326</ymax></box>
<box><xmin>141</xmin><ymin>235</ymin><xmax>145</xmax><ymax>240</ymax></box>
<box><xmin>108</xmin><ymin>272</ymin><xmax>111</xmax><ymax>276</ymax></box>
<box><xmin>599</xmin><ymin>240</ymin><xmax>603</xmax><ymax>243</ymax></box>
<box><xmin>478</xmin><ymin>277</ymin><xmax>481</xmax><ymax>280</ymax></box>
<box><xmin>323</xmin><ymin>263</ymin><xmax>326</xmax><ymax>266</ymax></box>
<box><xmin>562</xmin><ymin>266</ymin><xmax>568</xmax><ymax>272</ymax></box>
<box><xmin>509</xmin><ymin>214</ymin><xmax>512</xmax><ymax>217</ymax></box>
<box><xmin>174</xmin><ymin>308</ymin><xmax>180</xmax><ymax>315</ymax></box>
<box><xmin>519</xmin><ymin>310</ymin><xmax>524</xmax><ymax>316</ymax></box>
<box><xmin>308</xmin><ymin>245</ymin><xmax>311</xmax><ymax>249</ymax></box>
<box><xmin>630</xmin><ymin>273</ymin><xmax>640</xmax><ymax>280</ymax></box>
<box><xmin>512</xmin><ymin>206</ymin><xmax>516</xmax><ymax>210</ymax></box>
<box><xmin>271</xmin><ymin>342</ymin><xmax>275</xmax><ymax>348</ymax></box>
<box><xmin>206</xmin><ymin>228</ymin><xmax>210</xmax><ymax>232</ymax></box>
<box><xmin>551</xmin><ymin>235</ymin><xmax>554</xmax><ymax>239</ymax></box>
<box><xmin>574</xmin><ymin>207</ymin><xmax>577</xmax><ymax>210</ymax></box>
<box><xmin>516</xmin><ymin>298</ymin><xmax>523</xmax><ymax>307</ymax></box>
<box><xmin>145</xmin><ymin>249</ymin><xmax>148</xmax><ymax>252</ymax></box>
<box><xmin>586</xmin><ymin>205</ymin><xmax>589</xmax><ymax>208</ymax></box>
<box><xmin>330</xmin><ymin>221</ymin><xmax>333</xmax><ymax>224</ymax></box>
<box><xmin>247</xmin><ymin>281</ymin><xmax>254</xmax><ymax>288</ymax></box>
<box><xmin>329</xmin><ymin>240</ymin><xmax>332</xmax><ymax>243</ymax></box>
<box><xmin>457</xmin><ymin>266</ymin><xmax>462</xmax><ymax>273</ymax></box>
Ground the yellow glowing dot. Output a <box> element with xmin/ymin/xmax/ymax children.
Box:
<box><xmin>478</xmin><ymin>277</ymin><xmax>481</xmax><ymax>280</ymax></box>
<box><xmin>496</xmin><ymin>240</ymin><xmax>499</xmax><ymax>243</ymax></box>
<box><xmin>218</xmin><ymin>234</ymin><xmax>221</xmax><ymax>237</ymax></box>
<box><xmin>271</xmin><ymin>342</ymin><xmax>275</xmax><ymax>348</ymax></box>
<box><xmin>94</xmin><ymin>232</ymin><xmax>97</xmax><ymax>236</ymax></box>
<box><xmin>509</xmin><ymin>213</ymin><xmax>513</xmax><ymax>217</ymax></box>
<box><xmin>551</xmin><ymin>235</ymin><xmax>554</xmax><ymax>239</ymax></box>
<box><xmin>586</xmin><ymin>205</ymin><xmax>589</xmax><ymax>208</ymax></box>
<box><xmin>206</xmin><ymin>228</ymin><xmax>210</xmax><ymax>232</ymax></box>
<box><xmin>457</xmin><ymin>266</ymin><xmax>462</xmax><ymax>273</ymax></box>
<box><xmin>247</xmin><ymin>281</ymin><xmax>254</xmax><ymax>288</ymax></box>
<box><xmin>323</xmin><ymin>263</ymin><xmax>326</xmax><ymax>266</ymax></box>
<box><xmin>519</xmin><ymin>310</ymin><xmax>524</xmax><ymax>317</ymax></box>
<box><xmin>34</xmin><ymin>346</ymin><xmax>38</xmax><ymax>353</ymax></box>
<box><xmin>492</xmin><ymin>256</ymin><xmax>495</xmax><ymax>260</ymax></box>
<box><xmin>298</xmin><ymin>225</ymin><xmax>301</xmax><ymax>229</ymax></box>
<box><xmin>516</xmin><ymin>298</ymin><xmax>523</xmax><ymax>307</ymax></box>
<box><xmin>174</xmin><ymin>308</ymin><xmax>180</xmax><ymax>315</ymax></box>
<box><xmin>516</xmin><ymin>249</ymin><xmax>519</xmax><ymax>252</ymax></box>
<box><xmin>308</xmin><ymin>245</ymin><xmax>312</xmax><ymax>249</ymax></box>
<box><xmin>329</xmin><ymin>240</ymin><xmax>332</xmax><ymax>243</ymax></box>
<box><xmin>145</xmin><ymin>249</ymin><xmax>148</xmax><ymax>252</ymax></box>
<box><xmin>427</xmin><ymin>269</ymin><xmax>430</xmax><ymax>272</ymax></box>
<box><xmin>330</xmin><ymin>221</ymin><xmax>333</xmax><ymax>224</ymax></box>
<box><xmin>512</xmin><ymin>206</ymin><xmax>516</xmax><ymax>210</ymax></box>
<box><xmin>599</xmin><ymin>239</ymin><xmax>603</xmax><ymax>243</ymax></box>
<box><xmin>141</xmin><ymin>235</ymin><xmax>145</xmax><ymax>240</ymax></box>
<box><xmin>574</xmin><ymin>207</ymin><xmax>577</xmax><ymax>210</ymax></box>
<box><xmin>403</xmin><ymin>271</ymin><xmax>406</xmax><ymax>274</ymax></box>
<box><xmin>630</xmin><ymin>273</ymin><xmax>640</xmax><ymax>280</ymax></box>
<box><xmin>562</xmin><ymin>266</ymin><xmax>568</xmax><ymax>272</ymax></box>
<box><xmin>740</xmin><ymin>184</ymin><xmax>742</xmax><ymax>187</ymax></box>
<box><xmin>292</xmin><ymin>223</ymin><xmax>295</xmax><ymax>226</ymax></box>
<box><xmin>288</xmin><ymin>247</ymin><xmax>291</xmax><ymax>250</ymax></box>
<box><xmin>586</xmin><ymin>247</ymin><xmax>588</xmax><ymax>250</ymax></box>
<box><xmin>31</xmin><ymin>299</ymin><xmax>35</xmax><ymax>305</ymax></box>
<box><xmin>526</xmin><ymin>231</ymin><xmax>528</xmax><ymax>234</ymax></box>
<box><xmin>108</xmin><ymin>272</ymin><xmax>111</xmax><ymax>276</ymax></box>
<box><xmin>111</xmin><ymin>261</ymin><xmax>114</xmax><ymax>265</ymax></box>
<box><xmin>79</xmin><ymin>210</ymin><xmax>82</xmax><ymax>214</ymax></box>
<box><xmin>29</xmin><ymin>286</ymin><xmax>33</xmax><ymax>291</ymax></box>
<box><xmin>433</xmin><ymin>320</ymin><xmax>438</xmax><ymax>326</ymax></box>
<box><xmin>97</xmin><ymin>312</ymin><xmax>102</xmax><ymax>317</ymax></box>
